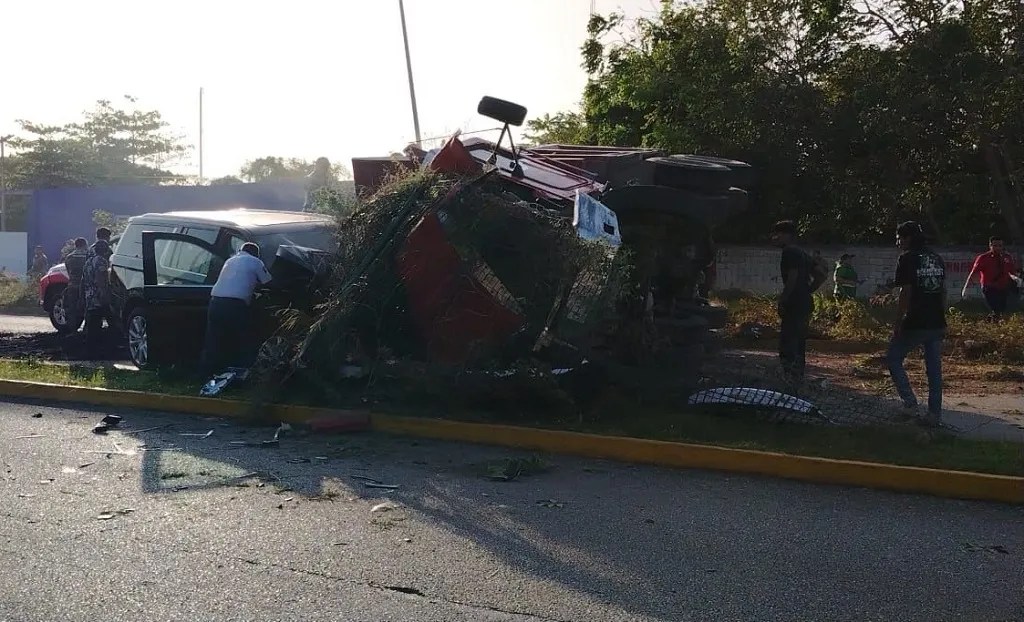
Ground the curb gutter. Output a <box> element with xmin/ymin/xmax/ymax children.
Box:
<box><xmin>1</xmin><ymin>379</ymin><xmax>1021</xmax><ymax>504</ymax></box>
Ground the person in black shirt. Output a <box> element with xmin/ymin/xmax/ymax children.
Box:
<box><xmin>887</xmin><ymin>221</ymin><xmax>946</xmax><ymax>425</ymax></box>
<box><xmin>771</xmin><ymin>220</ymin><xmax>826</xmax><ymax>390</ymax></box>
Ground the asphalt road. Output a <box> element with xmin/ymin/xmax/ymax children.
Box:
<box><xmin>1</xmin><ymin>399</ymin><xmax>1021</xmax><ymax>621</ymax></box>
<box><xmin>0</xmin><ymin>313</ymin><xmax>51</xmax><ymax>335</ymax></box>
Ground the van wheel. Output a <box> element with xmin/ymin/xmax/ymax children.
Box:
<box><xmin>127</xmin><ymin>307</ymin><xmax>151</xmax><ymax>370</ymax></box>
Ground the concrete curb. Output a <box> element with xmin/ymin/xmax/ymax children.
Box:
<box><xmin>1</xmin><ymin>379</ymin><xmax>1021</xmax><ymax>504</ymax></box>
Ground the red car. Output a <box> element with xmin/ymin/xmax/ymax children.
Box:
<box><xmin>38</xmin><ymin>262</ymin><xmax>75</xmax><ymax>333</ymax></box>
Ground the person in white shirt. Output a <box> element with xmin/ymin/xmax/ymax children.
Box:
<box><xmin>200</xmin><ymin>242</ymin><xmax>272</xmax><ymax>376</ymax></box>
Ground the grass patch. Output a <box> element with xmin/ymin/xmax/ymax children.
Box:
<box><xmin>0</xmin><ymin>278</ymin><xmax>35</xmax><ymax>311</ymax></box>
<box><xmin>0</xmin><ymin>358</ymin><xmax>1020</xmax><ymax>477</ymax></box>
<box><xmin>0</xmin><ymin>359</ymin><xmax>194</xmax><ymax>396</ymax></box>
<box><xmin>715</xmin><ymin>292</ymin><xmax>1024</xmax><ymax>364</ymax></box>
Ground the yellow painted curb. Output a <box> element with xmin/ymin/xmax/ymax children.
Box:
<box><xmin>0</xmin><ymin>379</ymin><xmax>361</xmax><ymax>425</ymax></box>
<box><xmin>1</xmin><ymin>379</ymin><xmax>1021</xmax><ymax>504</ymax></box>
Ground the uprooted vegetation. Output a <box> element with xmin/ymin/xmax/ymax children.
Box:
<box><xmin>248</xmin><ymin>169</ymin><xmax>644</xmax><ymax>419</ymax></box>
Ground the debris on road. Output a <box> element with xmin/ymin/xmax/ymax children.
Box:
<box><xmin>92</xmin><ymin>414</ymin><xmax>123</xmax><ymax>435</ymax></box>
<box><xmin>180</xmin><ymin>430</ymin><xmax>214</xmax><ymax>439</ymax></box>
<box><xmin>370</xmin><ymin>502</ymin><xmax>399</xmax><ymax>513</ymax></box>
<box><xmin>352</xmin><ymin>475</ymin><xmax>399</xmax><ymax>489</ymax></box>
<box><xmin>536</xmin><ymin>499</ymin><xmax>565</xmax><ymax>508</ymax></box>
<box><xmin>16</xmin><ymin>434</ymin><xmax>45</xmax><ymax>439</ymax></box>
<box><xmin>31</xmin><ymin>412</ymin><xmax>43</xmax><ymax>419</ymax></box>
<box><xmin>688</xmin><ymin>387</ymin><xmax>830</xmax><ymax>422</ymax></box>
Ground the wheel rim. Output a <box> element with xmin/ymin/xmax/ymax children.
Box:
<box><xmin>128</xmin><ymin>315</ymin><xmax>148</xmax><ymax>367</ymax></box>
<box><xmin>53</xmin><ymin>297</ymin><xmax>67</xmax><ymax>326</ymax></box>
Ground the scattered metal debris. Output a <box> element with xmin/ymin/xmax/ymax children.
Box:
<box><xmin>352</xmin><ymin>475</ymin><xmax>399</xmax><ymax>489</ymax></box>
<box><xmin>180</xmin><ymin>430</ymin><xmax>214</xmax><ymax>439</ymax></box>
<box><xmin>129</xmin><ymin>424</ymin><xmax>173</xmax><ymax>434</ymax></box>
<box><xmin>16</xmin><ymin>434</ymin><xmax>45</xmax><ymax>439</ymax></box>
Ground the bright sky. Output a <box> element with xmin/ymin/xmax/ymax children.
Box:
<box><xmin>1</xmin><ymin>0</ymin><xmax>659</xmax><ymax>180</ymax></box>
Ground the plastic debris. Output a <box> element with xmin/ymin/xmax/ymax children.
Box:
<box><xmin>200</xmin><ymin>367</ymin><xmax>250</xmax><ymax>397</ymax></box>
<box><xmin>371</xmin><ymin>502</ymin><xmax>398</xmax><ymax>513</ymax></box>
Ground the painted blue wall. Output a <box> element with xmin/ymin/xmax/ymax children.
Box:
<box><xmin>29</xmin><ymin>181</ymin><xmax>306</xmax><ymax>262</ymax></box>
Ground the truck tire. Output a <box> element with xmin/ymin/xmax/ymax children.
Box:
<box><xmin>676</xmin><ymin>155</ymin><xmax>756</xmax><ymax>189</ymax></box>
<box><xmin>477</xmin><ymin>96</ymin><xmax>528</xmax><ymax>127</ymax></box>
<box><xmin>648</xmin><ymin>156</ymin><xmax>734</xmax><ymax>193</ymax></box>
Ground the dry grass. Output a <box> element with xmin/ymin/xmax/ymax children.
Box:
<box><xmin>716</xmin><ymin>291</ymin><xmax>1024</xmax><ymax>365</ymax></box>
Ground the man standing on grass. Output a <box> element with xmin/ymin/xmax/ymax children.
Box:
<box><xmin>771</xmin><ymin>220</ymin><xmax>827</xmax><ymax>392</ymax></box>
<box><xmin>200</xmin><ymin>242</ymin><xmax>272</xmax><ymax>377</ymax></box>
<box><xmin>887</xmin><ymin>221</ymin><xmax>946</xmax><ymax>426</ymax></box>
<box><xmin>961</xmin><ymin>235</ymin><xmax>1020</xmax><ymax>322</ymax></box>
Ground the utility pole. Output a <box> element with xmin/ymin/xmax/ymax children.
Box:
<box><xmin>398</xmin><ymin>0</ymin><xmax>422</xmax><ymax>144</ymax></box>
<box><xmin>199</xmin><ymin>87</ymin><xmax>205</xmax><ymax>184</ymax></box>
<box><xmin>0</xmin><ymin>135</ymin><xmax>11</xmax><ymax>232</ymax></box>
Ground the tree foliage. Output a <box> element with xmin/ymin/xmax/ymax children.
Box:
<box><xmin>238</xmin><ymin>156</ymin><xmax>351</xmax><ymax>184</ymax></box>
<box><xmin>4</xmin><ymin>95</ymin><xmax>186</xmax><ymax>190</ymax></box>
<box><xmin>529</xmin><ymin>0</ymin><xmax>1023</xmax><ymax>244</ymax></box>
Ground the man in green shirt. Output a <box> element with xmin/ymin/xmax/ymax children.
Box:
<box><xmin>834</xmin><ymin>253</ymin><xmax>860</xmax><ymax>300</ymax></box>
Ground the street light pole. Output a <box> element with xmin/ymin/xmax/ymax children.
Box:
<box><xmin>0</xmin><ymin>135</ymin><xmax>11</xmax><ymax>232</ymax></box>
<box><xmin>398</xmin><ymin>0</ymin><xmax>422</xmax><ymax>144</ymax></box>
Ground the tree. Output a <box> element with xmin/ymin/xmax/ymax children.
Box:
<box><xmin>239</xmin><ymin>157</ymin><xmax>351</xmax><ymax>184</ymax></box>
<box><xmin>6</xmin><ymin>96</ymin><xmax>186</xmax><ymax>190</ymax></box>
<box><xmin>549</xmin><ymin>0</ymin><xmax>1021</xmax><ymax>244</ymax></box>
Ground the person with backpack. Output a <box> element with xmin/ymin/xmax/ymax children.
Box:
<box><xmin>887</xmin><ymin>221</ymin><xmax>947</xmax><ymax>426</ymax></box>
<box><xmin>770</xmin><ymin>221</ymin><xmax>827</xmax><ymax>391</ymax></box>
<box><xmin>961</xmin><ymin>235</ymin><xmax>1020</xmax><ymax>322</ymax></box>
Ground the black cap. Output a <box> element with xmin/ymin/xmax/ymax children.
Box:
<box><xmin>897</xmin><ymin>221</ymin><xmax>924</xmax><ymax>238</ymax></box>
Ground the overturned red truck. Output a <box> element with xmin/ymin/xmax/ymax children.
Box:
<box><xmin>349</xmin><ymin>97</ymin><xmax>753</xmax><ymax>371</ymax></box>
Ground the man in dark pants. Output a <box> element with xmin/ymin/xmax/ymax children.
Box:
<box><xmin>887</xmin><ymin>221</ymin><xmax>947</xmax><ymax>426</ymax></box>
<box><xmin>86</xmin><ymin>227</ymin><xmax>114</xmax><ymax>328</ymax></box>
<box><xmin>82</xmin><ymin>239</ymin><xmax>112</xmax><ymax>357</ymax></box>
<box><xmin>961</xmin><ymin>235</ymin><xmax>1019</xmax><ymax>322</ymax></box>
<box><xmin>63</xmin><ymin>238</ymin><xmax>90</xmax><ymax>330</ymax></box>
<box><xmin>200</xmin><ymin>243</ymin><xmax>272</xmax><ymax>376</ymax></box>
<box><xmin>771</xmin><ymin>221</ymin><xmax>826</xmax><ymax>391</ymax></box>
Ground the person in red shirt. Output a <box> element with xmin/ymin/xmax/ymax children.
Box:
<box><xmin>961</xmin><ymin>235</ymin><xmax>1020</xmax><ymax>321</ymax></box>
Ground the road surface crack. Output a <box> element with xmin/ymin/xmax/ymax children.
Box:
<box><xmin>230</xmin><ymin>555</ymin><xmax>570</xmax><ymax>621</ymax></box>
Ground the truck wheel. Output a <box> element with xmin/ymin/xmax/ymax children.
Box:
<box><xmin>674</xmin><ymin>155</ymin><xmax>756</xmax><ymax>189</ymax></box>
<box><xmin>648</xmin><ymin>156</ymin><xmax>735</xmax><ymax>194</ymax></box>
<box><xmin>477</xmin><ymin>96</ymin><xmax>528</xmax><ymax>127</ymax></box>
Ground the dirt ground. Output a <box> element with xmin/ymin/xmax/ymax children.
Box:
<box><xmin>703</xmin><ymin>343</ymin><xmax>1024</xmax><ymax>432</ymax></box>
<box><xmin>0</xmin><ymin>329</ymin><xmax>127</xmax><ymax>361</ymax></box>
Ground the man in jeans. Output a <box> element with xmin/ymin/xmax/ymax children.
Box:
<box><xmin>961</xmin><ymin>235</ymin><xmax>1019</xmax><ymax>322</ymax></box>
<box><xmin>887</xmin><ymin>221</ymin><xmax>946</xmax><ymax>426</ymax></box>
<box><xmin>771</xmin><ymin>220</ymin><xmax>826</xmax><ymax>391</ymax></box>
<box><xmin>200</xmin><ymin>242</ymin><xmax>272</xmax><ymax>376</ymax></box>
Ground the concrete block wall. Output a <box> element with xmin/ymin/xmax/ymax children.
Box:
<box><xmin>714</xmin><ymin>245</ymin><xmax>1015</xmax><ymax>299</ymax></box>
